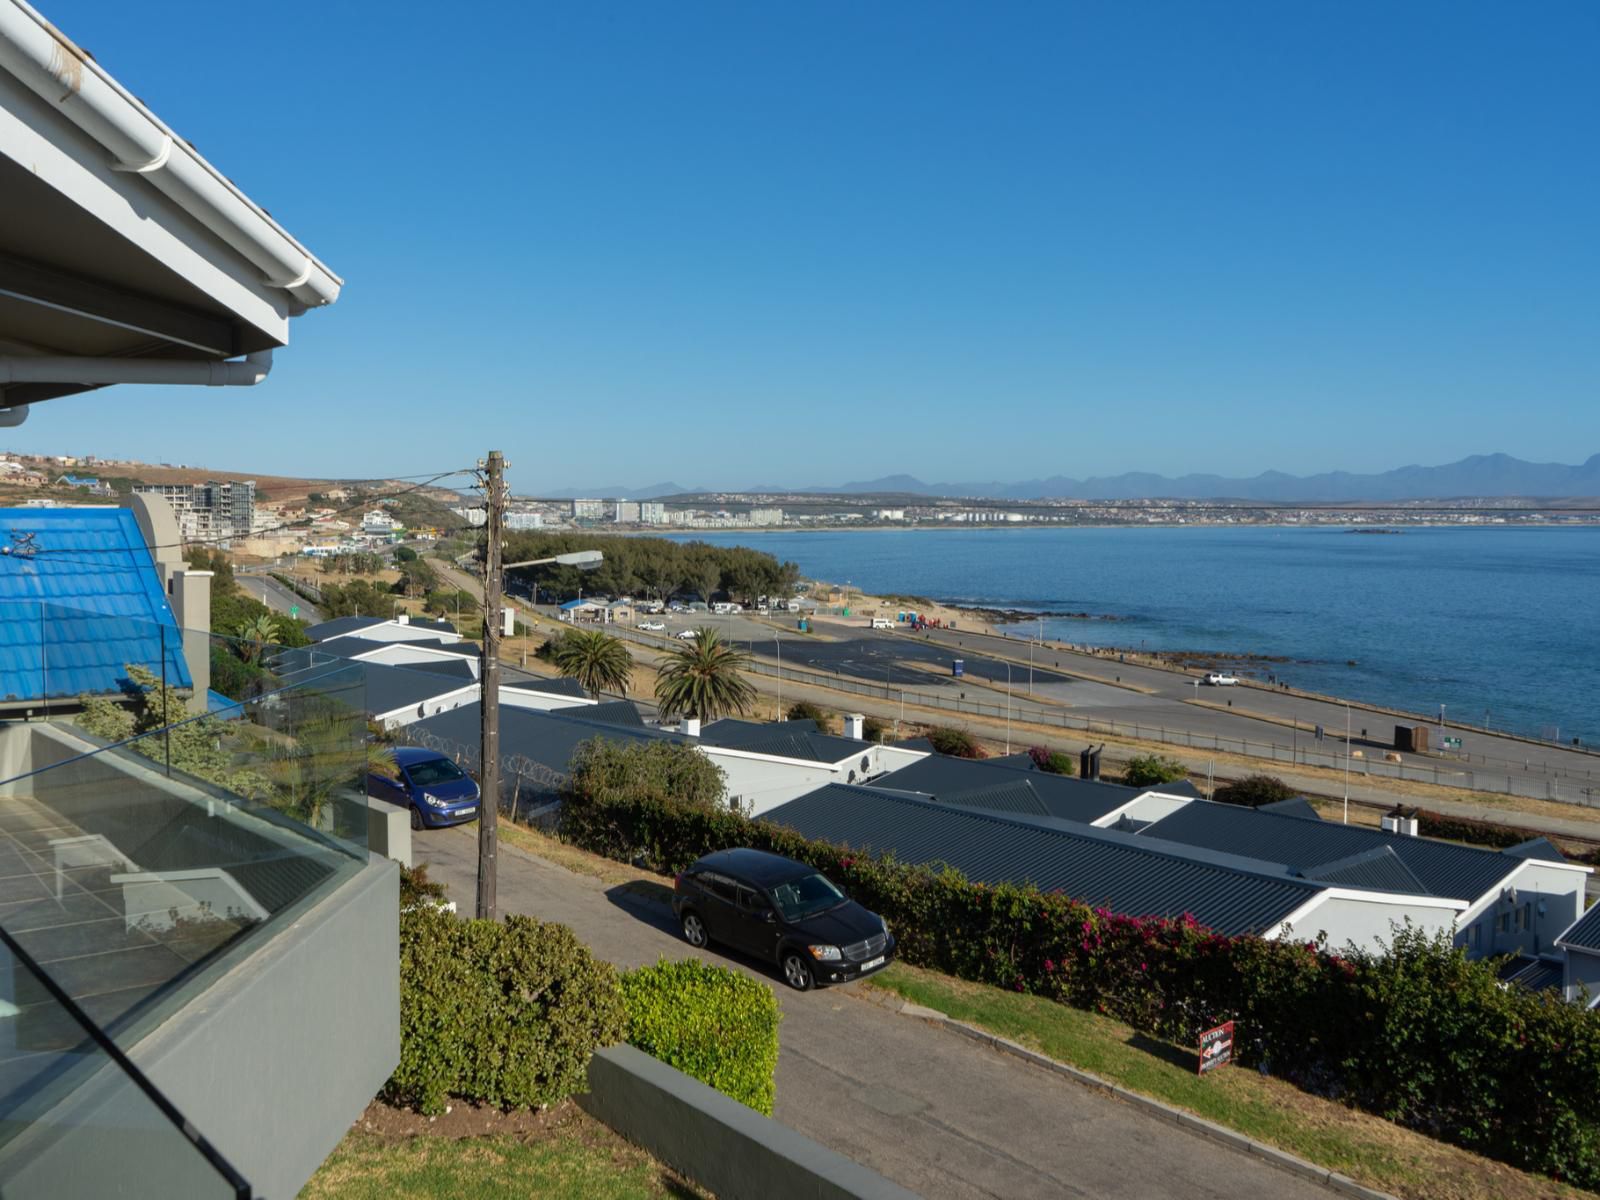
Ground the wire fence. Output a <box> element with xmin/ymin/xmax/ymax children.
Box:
<box><xmin>399</xmin><ymin>724</ymin><xmax>568</xmax><ymax>827</ymax></box>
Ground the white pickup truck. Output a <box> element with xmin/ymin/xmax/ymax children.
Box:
<box><xmin>1203</xmin><ymin>672</ymin><xmax>1239</xmax><ymax>686</ymax></box>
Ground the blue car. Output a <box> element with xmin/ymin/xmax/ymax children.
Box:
<box><xmin>368</xmin><ymin>747</ymin><xmax>480</xmax><ymax>830</ymax></box>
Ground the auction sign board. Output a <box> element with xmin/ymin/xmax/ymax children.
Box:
<box><xmin>1198</xmin><ymin>1021</ymin><xmax>1234</xmax><ymax>1075</ymax></box>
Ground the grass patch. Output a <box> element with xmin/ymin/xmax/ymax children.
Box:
<box><xmin>301</xmin><ymin>1110</ymin><xmax>702</xmax><ymax>1200</ymax></box>
<box><xmin>866</xmin><ymin>962</ymin><xmax>1596</xmax><ymax>1200</ymax></box>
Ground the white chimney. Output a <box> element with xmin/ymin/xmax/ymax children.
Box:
<box><xmin>844</xmin><ymin>713</ymin><xmax>864</xmax><ymax>740</ymax></box>
<box><xmin>681</xmin><ymin>717</ymin><xmax>701</xmax><ymax>738</ymax></box>
<box><xmin>396</xmin><ymin>612</ymin><xmax>410</xmax><ymax>625</ymax></box>
<box><xmin>1381</xmin><ymin>809</ymin><xmax>1419</xmax><ymax>837</ymax></box>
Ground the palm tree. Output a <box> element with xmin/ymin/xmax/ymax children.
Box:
<box><xmin>653</xmin><ymin>628</ymin><xmax>755</xmax><ymax>723</ymax></box>
<box><xmin>550</xmin><ymin>628</ymin><xmax>634</xmax><ymax>697</ymax></box>
<box><xmin>236</xmin><ymin>614</ymin><xmax>280</xmax><ymax>663</ymax></box>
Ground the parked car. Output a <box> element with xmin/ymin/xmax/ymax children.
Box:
<box><xmin>368</xmin><ymin>747</ymin><xmax>480</xmax><ymax>831</ymax></box>
<box><xmin>673</xmin><ymin>848</ymin><xmax>895</xmax><ymax>991</ymax></box>
<box><xmin>677</xmin><ymin>628</ymin><xmax>699</xmax><ymax>640</ymax></box>
<box><xmin>637</xmin><ymin>621</ymin><xmax>666</xmax><ymax>632</ymax></box>
<box><xmin>668</xmin><ymin>602</ymin><xmax>686</xmax><ymax>613</ymax></box>
<box><xmin>1204</xmin><ymin>672</ymin><xmax>1239</xmax><ymax>686</ymax></box>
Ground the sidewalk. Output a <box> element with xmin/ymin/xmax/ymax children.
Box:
<box><xmin>416</xmin><ymin>826</ymin><xmax>1331</xmax><ymax>1200</ymax></box>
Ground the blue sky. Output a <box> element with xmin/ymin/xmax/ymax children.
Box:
<box><xmin>10</xmin><ymin>2</ymin><xmax>1598</xmax><ymax>492</ymax></box>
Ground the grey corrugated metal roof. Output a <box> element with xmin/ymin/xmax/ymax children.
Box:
<box><xmin>1258</xmin><ymin>797</ymin><xmax>1322</xmax><ymax>821</ymax></box>
<box><xmin>1142</xmin><ymin>801</ymin><xmax>1525</xmax><ymax>903</ymax></box>
<box><xmin>314</xmin><ymin>635</ymin><xmax>479</xmax><ymax>663</ymax></box>
<box><xmin>305</xmin><ymin>615</ymin><xmax>386</xmax><ymax>642</ymax></box>
<box><xmin>408</xmin><ymin>700</ymin><xmax>672</xmax><ymax>781</ymax></box>
<box><xmin>396</xmin><ymin>657</ymin><xmax>476</xmax><ymax>682</ymax></box>
<box><xmin>876</xmin><ymin>756</ymin><xmax>1139</xmax><ymax>823</ymax></box>
<box><xmin>501</xmin><ymin>674</ymin><xmax>589</xmax><ymax>698</ymax></box>
<box><xmin>273</xmin><ymin>653</ymin><xmax>470</xmax><ymax>717</ymax></box>
<box><xmin>580</xmin><ymin>700</ymin><xmax>647</xmax><ymax>728</ymax></box>
<box><xmin>700</xmin><ymin>721</ymin><xmax>873</xmax><ymax>766</ymax></box>
<box><xmin>1303</xmin><ymin>847</ymin><xmax>1431</xmax><ymax>894</ymax></box>
<box><xmin>1498</xmin><ymin>955</ymin><xmax>1564</xmax><ymax>993</ymax></box>
<box><xmin>704</xmin><ymin>717</ymin><xmax>819</xmax><ymax>740</ymax></box>
<box><xmin>1557</xmin><ymin>902</ymin><xmax>1600</xmax><ymax>953</ymax></box>
<box><xmin>1504</xmin><ymin>837</ymin><xmax>1567</xmax><ymax>863</ymax></box>
<box><xmin>937</xmin><ymin>780</ymin><xmax>1050</xmax><ymax>819</ymax></box>
<box><xmin>761</xmin><ymin>785</ymin><xmax>1322</xmax><ymax>936</ymax></box>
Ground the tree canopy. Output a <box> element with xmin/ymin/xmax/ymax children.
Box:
<box><xmin>564</xmin><ymin>738</ymin><xmax>727</xmax><ymax>812</ymax></box>
<box><xmin>499</xmin><ymin>532</ymin><xmax>799</xmax><ymax>605</ymax></box>
<box><xmin>654</xmin><ymin>629</ymin><xmax>756</xmax><ymax>723</ymax></box>
<box><xmin>549</xmin><ymin>629</ymin><xmax>634</xmax><ymax>697</ymax></box>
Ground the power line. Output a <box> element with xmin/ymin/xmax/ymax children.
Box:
<box><xmin>12</xmin><ymin>468</ymin><xmax>477</xmax><ymax>563</ymax></box>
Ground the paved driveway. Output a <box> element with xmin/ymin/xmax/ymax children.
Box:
<box><xmin>416</xmin><ymin>828</ymin><xmax>1330</xmax><ymax>1200</ymax></box>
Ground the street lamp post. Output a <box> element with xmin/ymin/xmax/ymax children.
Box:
<box><xmin>1005</xmin><ymin>661</ymin><xmax>1012</xmax><ymax>755</ymax></box>
<box><xmin>775</xmin><ymin>635</ymin><xmax>782</xmax><ymax>721</ymax></box>
<box><xmin>1343</xmin><ymin>701</ymin><xmax>1351</xmax><ymax>825</ymax></box>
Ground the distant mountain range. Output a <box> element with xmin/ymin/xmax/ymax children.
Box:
<box><xmin>548</xmin><ymin>453</ymin><xmax>1600</xmax><ymax>503</ymax></box>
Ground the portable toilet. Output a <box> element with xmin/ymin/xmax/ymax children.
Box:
<box><xmin>952</xmin><ymin>659</ymin><xmax>964</xmax><ymax>678</ymax></box>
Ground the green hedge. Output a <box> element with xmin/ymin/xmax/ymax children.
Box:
<box><xmin>559</xmin><ymin>784</ymin><xmax>1600</xmax><ymax>1188</ymax></box>
<box><xmin>386</xmin><ymin>908</ymin><xmax>626</xmax><ymax>1115</ymax></box>
<box><xmin>620</xmin><ymin>958</ymin><xmax>780</xmax><ymax>1115</ymax></box>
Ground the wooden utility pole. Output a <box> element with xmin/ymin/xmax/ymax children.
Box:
<box><xmin>476</xmin><ymin>450</ymin><xmax>506</xmax><ymax>920</ymax></box>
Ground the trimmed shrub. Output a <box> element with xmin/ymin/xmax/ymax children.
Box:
<box><xmin>1417</xmin><ymin>808</ymin><xmax>1542</xmax><ymax>850</ymax></box>
<box><xmin>862</xmin><ymin>715</ymin><xmax>892</xmax><ymax>744</ymax></box>
<box><xmin>1028</xmin><ymin>745</ymin><xmax>1076</xmax><ymax>776</ymax></box>
<box><xmin>620</xmin><ymin>958</ymin><xmax>780</xmax><ymax>1115</ymax></box>
<box><xmin>386</xmin><ymin>908</ymin><xmax>626</xmax><ymax>1115</ymax></box>
<box><xmin>558</xmin><ymin>783</ymin><xmax>1600</xmax><ymax>1188</ymax></box>
<box><xmin>1121</xmin><ymin>753</ymin><xmax>1187</xmax><ymax>787</ymax></box>
<box><xmin>786</xmin><ymin>701</ymin><xmax>835</xmax><ymax>731</ymax></box>
<box><xmin>1212</xmin><ymin>774</ymin><xmax>1296</xmax><ymax>808</ymax></box>
<box><xmin>926</xmin><ymin>726</ymin><xmax>983</xmax><ymax>758</ymax></box>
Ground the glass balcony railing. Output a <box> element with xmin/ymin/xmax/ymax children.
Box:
<box><xmin>0</xmin><ymin>926</ymin><xmax>249</xmax><ymax>1198</ymax></box>
<box><xmin>0</xmin><ymin>601</ymin><xmax>384</xmax><ymax>1195</ymax></box>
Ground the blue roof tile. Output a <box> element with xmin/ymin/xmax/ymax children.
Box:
<box><xmin>0</xmin><ymin>508</ymin><xmax>188</xmax><ymax>702</ymax></box>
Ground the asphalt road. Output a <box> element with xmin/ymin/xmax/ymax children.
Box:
<box><xmin>236</xmin><ymin>571</ymin><xmax>322</xmax><ymax>622</ymax></box>
<box><xmin>416</xmin><ymin>828</ymin><xmax>1330</xmax><ymax>1200</ymax></box>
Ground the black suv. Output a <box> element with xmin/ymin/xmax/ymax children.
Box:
<box><xmin>673</xmin><ymin>848</ymin><xmax>896</xmax><ymax>991</ymax></box>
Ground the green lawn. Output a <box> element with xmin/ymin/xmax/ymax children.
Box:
<box><xmin>866</xmin><ymin>962</ymin><xmax>1593</xmax><ymax>1200</ymax></box>
<box><xmin>301</xmin><ymin>1123</ymin><xmax>701</xmax><ymax>1200</ymax></box>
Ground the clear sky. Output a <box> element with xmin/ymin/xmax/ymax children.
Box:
<box><xmin>9</xmin><ymin>2</ymin><xmax>1598</xmax><ymax>492</ymax></box>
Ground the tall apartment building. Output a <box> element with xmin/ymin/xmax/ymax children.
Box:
<box><xmin>613</xmin><ymin>500</ymin><xmax>641</xmax><ymax>523</ymax></box>
<box><xmin>749</xmin><ymin>507</ymin><xmax>784</xmax><ymax>526</ymax></box>
<box><xmin>570</xmin><ymin>498</ymin><xmax>605</xmax><ymax>520</ymax></box>
<box><xmin>638</xmin><ymin>501</ymin><xmax>666</xmax><ymax>524</ymax></box>
<box><xmin>132</xmin><ymin>479</ymin><xmax>256</xmax><ymax>543</ymax></box>
<box><xmin>506</xmin><ymin>511</ymin><xmax>544</xmax><ymax>530</ymax></box>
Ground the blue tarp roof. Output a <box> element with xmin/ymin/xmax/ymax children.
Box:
<box><xmin>0</xmin><ymin>507</ymin><xmax>189</xmax><ymax>702</ymax></box>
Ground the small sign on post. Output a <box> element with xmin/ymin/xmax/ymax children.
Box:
<box><xmin>1198</xmin><ymin>1021</ymin><xmax>1234</xmax><ymax>1075</ymax></box>
<box><xmin>290</xmin><ymin>604</ymin><xmax>300</xmax><ymax>617</ymax></box>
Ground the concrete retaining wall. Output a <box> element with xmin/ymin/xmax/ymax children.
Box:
<box><xmin>579</xmin><ymin>1043</ymin><xmax>920</xmax><ymax>1200</ymax></box>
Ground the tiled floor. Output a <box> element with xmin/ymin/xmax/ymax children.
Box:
<box><xmin>0</xmin><ymin>794</ymin><xmax>250</xmax><ymax>1052</ymax></box>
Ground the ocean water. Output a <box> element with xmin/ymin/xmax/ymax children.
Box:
<box><xmin>669</xmin><ymin>526</ymin><xmax>1600</xmax><ymax>744</ymax></box>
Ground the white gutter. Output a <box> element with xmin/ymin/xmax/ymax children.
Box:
<box><xmin>0</xmin><ymin>349</ymin><xmax>272</xmax><ymax>387</ymax></box>
<box><xmin>0</xmin><ymin>1</ymin><xmax>341</xmax><ymax>309</ymax></box>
